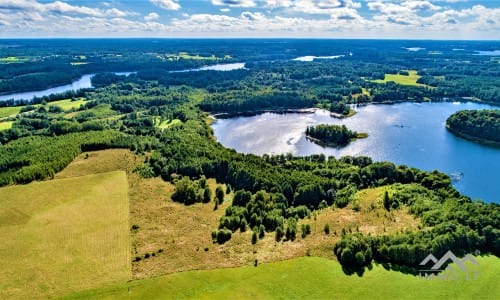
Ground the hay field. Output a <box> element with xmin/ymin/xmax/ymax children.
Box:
<box><xmin>0</xmin><ymin>171</ymin><xmax>130</xmax><ymax>299</ymax></box>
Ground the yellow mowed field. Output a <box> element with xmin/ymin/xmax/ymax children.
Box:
<box><xmin>0</xmin><ymin>171</ymin><xmax>130</xmax><ymax>299</ymax></box>
<box><xmin>0</xmin><ymin>121</ymin><xmax>13</xmax><ymax>130</ymax></box>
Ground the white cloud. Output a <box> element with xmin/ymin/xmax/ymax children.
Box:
<box><xmin>402</xmin><ymin>1</ymin><xmax>441</xmax><ymax>11</ymax></box>
<box><xmin>292</xmin><ymin>0</ymin><xmax>361</xmax><ymax>15</ymax></box>
<box><xmin>211</xmin><ymin>0</ymin><xmax>257</xmax><ymax>8</ymax></box>
<box><xmin>265</xmin><ymin>0</ymin><xmax>293</xmax><ymax>8</ymax></box>
<box><xmin>144</xmin><ymin>12</ymin><xmax>160</xmax><ymax>21</ymax></box>
<box><xmin>150</xmin><ymin>0</ymin><xmax>181</xmax><ymax>11</ymax></box>
<box><xmin>0</xmin><ymin>0</ymin><xmax>498</xmax><ymax>39</ymax></box>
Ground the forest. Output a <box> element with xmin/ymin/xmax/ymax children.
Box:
<box><xmin>446</xmin><ymin>109</ymin><xmax>500</xmax><ymax>145</ymax></box>
<box><xmin>0</xmin><ymin>39</ymin><xmax>498</xmax><ymax>276</ymax></box>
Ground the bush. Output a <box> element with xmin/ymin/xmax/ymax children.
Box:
<box><xmin>324</xmin><ymin>223</ymin><xmax>330</xmax><ymax>235</ymax></box>
<box><xmin>276</xmin><ymin>226</ymin><xmax>284</xmax><ymax>241</ymax></box>
<box><xmin>259</xmin><ymin>224</ymin><xmax>265</xmax><ymax>239</ymax></box>
<box><xmin>251</xmin><ymin>231</ymin><xmax>258</xmax><ymax>244</ymax></box>
<box><xmin>215</xmin><ymin>229</ymin><xmax>232</xmax><ymax>244</ymax></box>
<box><xmin>215</xmin><ymin>186</ymin><xmax>225</xmax><ymax>203</ymax></box>
<box><xmin>203</xmin><ymin>186</ymin><xmax>211</xmax><ymax>203</ymax></box>
<box><xmin>240</xmin><ymin>219</ymin><xmax>247</xmax><ymax>232</ymax></box>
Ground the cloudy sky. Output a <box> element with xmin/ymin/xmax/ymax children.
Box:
<box><xmin>0</xmin><ymin>0</ymin><xmax>498</xmax><ymax>39</ymax></box>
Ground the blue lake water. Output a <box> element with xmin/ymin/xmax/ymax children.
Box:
<box><xmin>0</xmin><ymin>72</ymin><xmax>135</xmax><ymax>102</ymax></box>
<box><xmin>212</xmin><ymin>102</ymin><xmax>500</xmax><ymax>203</ymax></box>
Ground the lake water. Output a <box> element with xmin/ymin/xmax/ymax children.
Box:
<box><xmin>293</xmin><ymin>55</ymin><xmax>344</xmax><ymax>62</ymax></box>
<box><xmin>169</xmin><ymin>62</ymin><xmax>246</xmax><ymax>73</ymax></box>
<box><xmin>212</xmin><ymin>102</ymin><xmax>500</xmax><ymax>203</ymax></box>
<box><xmin>0</xmin><ymin>72</ymin><xmax>135</xmax><ymax>102</ymax></box>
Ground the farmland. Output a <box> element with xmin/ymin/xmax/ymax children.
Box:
<box><xmin>0</xmin><ymin>171</ymin><xmax>130</xmax><ymax>299</ymax></box>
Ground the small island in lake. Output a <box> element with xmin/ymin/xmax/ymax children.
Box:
<box><xmin>305</xmin><ymin>124</ymin><xmax>368</xmax><ymax>147</ymax></box>
<box><xmin>446</xmin><ymin>109</ymin><xmax>500</xmax><ymax>146</ymax></box>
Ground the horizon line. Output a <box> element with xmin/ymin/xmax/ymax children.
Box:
<box><xmin>0</xmin><ymin>37</ymin><xmax>499</xmax><ymax>41</ymax></box>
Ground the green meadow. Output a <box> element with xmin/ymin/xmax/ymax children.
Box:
<box><xmin>65</xmin><ymin>255</ymin><xmax>499</xmax><ymax>300</ymax></box>
<box><xmin>48</xmin><ymin>98</ymin><xmax>87</xmax><ymax>111</ymax></box>
<box><xmin>0</xmin><ymin>106</ymin><xmax>22</xmax><ymax>118</ymax></box>
<box><xmin>0</xmin><ymin>171</ymin><xmax>130</xmax><ymax>299</ymax></box>
<box><xmin>372</xmin><ymin>70</ymin><xmax>427</xmax><ymax>87</ymax></box>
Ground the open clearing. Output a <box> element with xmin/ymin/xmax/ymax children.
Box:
<box><xmin>0</xmin><ymin>171</ymin><xmax>130</xmax><ymax>299</ymax></box>
<box><xmin>48</xmin><ymin>98</ymin><xmax>87</xmax><ymax>111</ymax></box>
<box><xmin>65</xmin><ymin>255</ymin><xmax>500</xmax><ymax>300</ymax></box>
<box><xmin>0</xmin><ymin>120</ymin><xmax>13</xmax><ymax>130</ymax></box>
<box><xmin>130</xmin><ymin>178</ymin><xmax>419</xmax><ymax>279</ymax></box>
<box><xmin>372</xmin><ymin>70</ymin><xmax>427</xmax><ymax>87</ymax></box>
<box><xmin>0</xmin><ymin>106</ymin><xmax>22</xmax><ymax>118</ymax></box>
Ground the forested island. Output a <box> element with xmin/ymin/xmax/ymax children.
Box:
<box><xmin>0</xmin><ymin>40</ymin><xmax>499</xmax><ymax>298</ymax></box>
<box><xmin>306</xmin><ymin>124</ymin><xmax>367</xmax><ymax>147</ymax></box>
<box><xmin>446</xmin><ymin>110</ymin><xmax>500</xmax><ymax>146</ymax></box>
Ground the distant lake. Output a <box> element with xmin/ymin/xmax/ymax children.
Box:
<box><xmin>170</xmin><ymin>63</ymin><xmax>246</xmax><ymax>73</ymax></box>
<box><xmin>212</xmin><ymin>102</ymin><xmax>500</xmax><ymax>203</ymax></box>
<box><xmin>293</xmin><ymin>55</ymin><xmax>345</xmax><ymax>62</ymax></box>
<box><xmin>0</xmin><ymin>72</ymin><xmax>135</xmax><ymax>102</ymax></box>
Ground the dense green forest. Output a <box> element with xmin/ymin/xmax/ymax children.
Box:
<box><xmin>446</xmin><ymin>110</ymin><xmax>500</xmax><ymax>145</ymax></box>
<box><xmin>0</xmin><ymin>39</ymin><xmax>498</xmax><ymax>276</ymax></box>
<box><xmin>306</xmin><ymin>124</ymin><xmax>365</xmax><ymax>147</ymax></box>
<box><xmin>1</xmin><ymin>39</ymin><xmax>499</xmax><ymax>107</ymax></box>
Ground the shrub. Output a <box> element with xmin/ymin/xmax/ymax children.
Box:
<box><xmin>259</xmin><ymin>224</ymin><xmax>265</xmax><ymax>239</ymax></box>
<box><xmin>216</xmin><ymin>229</ymin><xmax>232</xmax><ymax>244</ymax></box>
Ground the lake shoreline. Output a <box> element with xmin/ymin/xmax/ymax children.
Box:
<box><xmin>213</xmin><ymin>108</ymin><xmax>317</xmax><ymax>119</ymax></box>
<box><xmin>211</xmin><ymin>102</ymin><xmax>500</xmax><ymax>203</ymax></box>
<box><xmin>446</xmin><ymin>125</ymin><xmax>500</xmax><ymax>148</ymax></box>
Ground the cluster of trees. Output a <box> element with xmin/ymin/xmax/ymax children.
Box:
<box><xmin>171</xmin><ymin>176</ymin><xmax>213</xmax><ymax>205</ymax></box>
<box><xmin>446</xmin><ymin>109</ymin><xmax>500</xmax><ymax>144</ymax></box>
<box><xmin>217</xmin><ymin>189</ymin><xmax>309</xmax><ymax>243</ymax></box>
<box><xmin>334</xmin><ymin>182</ymin><xmax>499</xmax><ymax>271</ymax></box>
<box><xmin>306</xmin><ymin>124</ymin><xmax>360</xmax><ymax>147</ymax></box>
<box><xmin>199</xmin><ymin>91</ymin><xmax>316</xmax><ymax>115</ymax></box>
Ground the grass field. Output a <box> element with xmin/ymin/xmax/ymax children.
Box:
<box><xmin>154</xmin><ymin>117</ymin><xmax>181</xmax><ymax>129</ymax></box>
<box><xmin>372</xmin><ymin>70</ymin><xmax>427</xmax><ymax>87</ymax></box>
<box><xmin>48</xmin><ymin>98</ymin><xmax>87</xmax><ymax>111</ymax></box>
<box><xmin>0</xmin><ymin>56</ymin><xmax>28</xmax><ymax>63</ymax></box>
<box><xmin>0</xmin><ymin>171</ymin><xmax>131</xmax><ymax>299</ymax></box>
<box><xmin>0</xmin><ymin>106</ymin><xmax>22</xmax><ymax>118</ymax></box>
<box><xmin>0</xmin><ymin>120</ymin><xmax>13</xmax><ymax>130</ymax></box>
<box><xmin>65</xmin><ymin>255</ymin><xmax>500</xmax><ymax>299</ymax></box>
<box><xmin>165</xmin><ymin>52</ymin><xmax>219</xmax><ymax>61</ymax></box>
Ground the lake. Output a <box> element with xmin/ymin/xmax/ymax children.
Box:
<box><xmin>169</xmin><ymin>62</ymin><xmax>246</xmax><ymax>73</ymax></box>
<box><xmin>212</xmin><ymin>102</ymin><xmax>500</xmax><ymax>203</ymax></box>
<box><xmin>0</xmin><ymin>72</ymin><xmax>135</xmax><ymax>102</ymax></box>
<box><xmin>0</xmin><ymin>63</ymin><xmax>244</xmax><ymax>102</ymax></box>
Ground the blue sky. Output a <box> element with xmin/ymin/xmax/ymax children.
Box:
<box><xmin>0</xmin><ymin>0</ymin><xmax>498</xmax><ymax>39</ymax></box>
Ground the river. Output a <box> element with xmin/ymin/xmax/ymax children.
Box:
<box><xmin>212</xmin><ymin>102</ymin><xmax>500</xmax><ymax>203</ymax></box>
<box><xmin>0</xmin><ymin>72</ymin><xmax>134</xmax><ymax>102</ymax></box>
